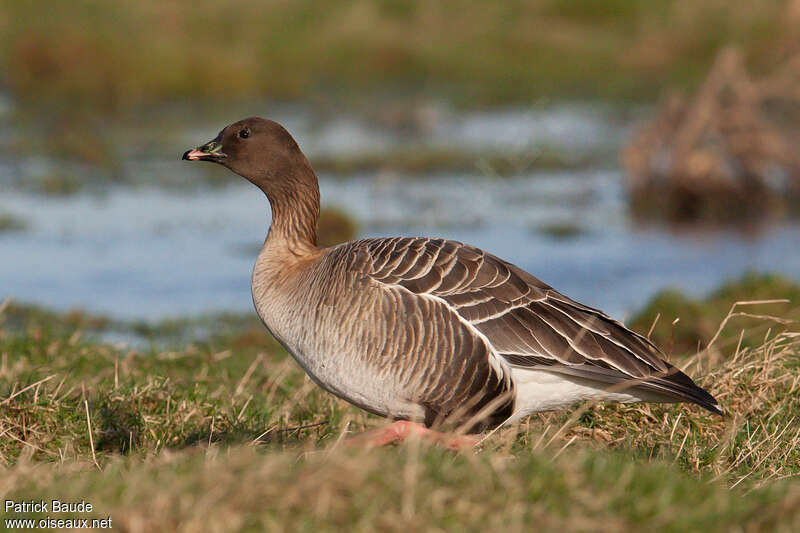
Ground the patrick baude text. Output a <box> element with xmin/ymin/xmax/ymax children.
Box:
<box><xmin>5</xmin><ymin>500</ymin><xmax>93</xmax><ymax>513</ymax></box>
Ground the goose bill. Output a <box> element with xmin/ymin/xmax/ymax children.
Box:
<box><xmin>182</xmin><ymin>135</ymin><xmax>226</xmax><ymax>162</ymax></box>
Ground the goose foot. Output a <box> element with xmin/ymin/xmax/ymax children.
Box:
<box><xmin>345</xmin><ymin>420</ymin><xmax>479</xmax><ymax>450</ymax></box>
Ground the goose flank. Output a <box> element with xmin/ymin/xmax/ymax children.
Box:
<box><xmin>183</xmin><ymin>117</ymin><xmax>722</xmax><ymax>440</ymax></box>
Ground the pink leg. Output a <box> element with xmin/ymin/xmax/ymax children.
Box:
<box><xmin>345</xmin><ymin>420</ymin><xmax>479</xmax><ymax>450</ymax></box>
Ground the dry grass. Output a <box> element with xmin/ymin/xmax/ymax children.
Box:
<box><xmin>0</xmin><ymin>294</ymin><xmax>799</xmax><ymax>531</ymax></box>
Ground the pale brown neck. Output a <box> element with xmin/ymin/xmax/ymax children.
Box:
<box><xmin>264</xmin><ymin>170</ymin><xmax>320</xmax><ymax>254</ymax></box>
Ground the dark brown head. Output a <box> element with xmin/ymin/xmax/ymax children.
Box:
<box><xmin>182</xmin><ymin>117</ymin><xmax>314</xmax><ymax>194</ymax></box>
<box><xmin>184</xmin><ymin>117</ymin><xmax>321</xmax><ymax>246</ymax></box>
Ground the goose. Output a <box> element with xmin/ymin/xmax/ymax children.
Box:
<box><xmin>183</xmin><ymin>117</ymin><xmax>722</xmax><ymax>448</ymax></box>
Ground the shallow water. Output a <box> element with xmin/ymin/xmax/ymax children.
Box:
<box><xmin>3</xmin><ymin>171</ymin><xmax>800</xmax><ymax>322</ymax></box>
<box><xmin>2</xmin><ymin>104</ymin><xmax>799</xmax><ymax>322</ymax></box>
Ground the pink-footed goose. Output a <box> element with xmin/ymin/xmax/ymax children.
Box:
<box><xmin>183</xmin><ymin>117</ymin><xmax>722</xmax><ymax>447</ymax></box>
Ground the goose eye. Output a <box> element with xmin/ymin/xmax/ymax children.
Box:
<box><xmin>239</xmin><ymin>128</ymin><xmax>251</xmax><ymax>139</ymax></box>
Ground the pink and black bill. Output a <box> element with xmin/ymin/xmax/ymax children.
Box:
<box><xmin>182</xmin><ymin>132</ymin><xmax>226</xmax><ymax>163</ymax></box>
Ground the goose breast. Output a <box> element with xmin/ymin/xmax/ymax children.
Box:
<box><xmin>251</xmin><ymin>240</ymin><xmax>515</xmax><ymax>428</ymax></box>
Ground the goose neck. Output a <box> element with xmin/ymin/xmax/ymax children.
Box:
<box><xmin>264</xmin><ymin>179</ymin><xmax>320</xmax><ymax>255</ymax></box>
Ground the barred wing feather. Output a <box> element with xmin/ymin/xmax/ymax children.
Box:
<box><xmin>353</xmin><ymin>237</ymin><xmax>721</xmax><ymax>415</ymax></box>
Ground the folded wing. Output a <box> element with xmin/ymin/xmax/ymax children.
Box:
<box><xmin>353</xmin><ymin>237</ymin><xmax>721</xmax><ymax>415</ymax></box>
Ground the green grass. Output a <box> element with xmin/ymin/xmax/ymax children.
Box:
<box><xmin>630</xmin><ymin>272</ymin><xmax>800</xmax><ymax>355</ymax></box>
<box><xmin>1</xmin><ymin>274</ymin><xmax>800</xmax><ymax>530</ymax></box>
<box><xmin>536</xmin><ymin>220</ymin><xmax>585</xmax><ymax>240</ymax></box>
<box><xmin>0</xmin><ymin>0</ymin><xmax>792</xmax><ymax>115</ymax></box>
<box><xmin>312</xmin><ymin>146</ymin><xmax>608</xmax><ymax>176</ymax></box>
<box><xmin>0</xmin><ymin>213</ymin><xmax>28</xmax><ymax>233</ymax></box>
<box><xmin>4</xmin><ymin>445</ymin><xmax>799</xmax><ymax>532</ymax></box>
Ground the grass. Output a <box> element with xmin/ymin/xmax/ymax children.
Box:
<box><xmin>33</xmin><ymin>173</ymin><xmax>85</xmax><ymax>197</ymax></box>
<box><xmin>311</xmin><ymin>146</ymin><xmax>609</xmax><ymax>177</ymax></box>
<box><xmin>1</xmin><ymin>274</ymin><xmax>800</xmax><ymax>530</ymax></box>
<box><xmin>0</xmin><ymin>1</ymin><xmax>793</xmax><ymax>115</ymax></box>
<box><xmin>0</xmin><ymin>213</ymin><xmax>28</xmax><ymax>233</ymax></box>
<box><xmin>317</xmin><ymin>207</ymin><xmax>359</xmax><ymax>247</ymax></box>
<box><xmin>630</xmin><ymin>272</ymin><xmax>800</xmax><ymax>354</ymax></box>
<box><xmin>536</xmin><ymin>220</ymin><xmax>585</xmax><ymax>240</ymax></box>
<box><xmin>4</xmin><ymin>444</ymin><xmax>799</xmax><ymax>532</ymax></box>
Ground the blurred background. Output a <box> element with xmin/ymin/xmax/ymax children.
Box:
<box><xmin>2</xmin><ymin>0</ymin><xmax>800</xmax><ymax>342</ymax></box>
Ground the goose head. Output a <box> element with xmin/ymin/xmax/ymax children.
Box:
<box><xmin>182</xmin><ymin>117</ymin><xmax>311</xmax><ymax>194</ymax></box>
